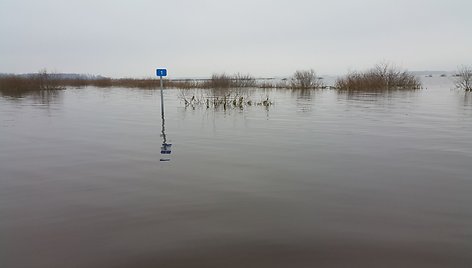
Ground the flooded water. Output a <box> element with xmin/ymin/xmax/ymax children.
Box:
<box><xmin>1</xmin><ymin>77</ymin><xmax>472</xmax><ymax>267</ymax></box>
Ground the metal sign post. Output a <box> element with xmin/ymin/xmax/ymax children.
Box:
<box><xmin>156</xmin><ymin>68</ymin><xmax>167</xmax><ymax>116</ymax></box>
<box><xmin>156</xmin><ymin>68</ymin><xmax>171</xmax><ymax>161</ymax></box>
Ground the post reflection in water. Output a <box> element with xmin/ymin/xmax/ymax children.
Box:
<box><xmin>160</xmin><ymin>101</ymin><xmax>172</xmax><ymax>162</ymax></box>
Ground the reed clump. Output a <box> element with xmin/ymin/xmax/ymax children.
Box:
<box><xmin>335</xmin><ymin>63</ymin><xmax>421</xmax><ymax>91</ymax></box>
<box><xmin>0</xmin><ymin>75</ymin><xmax>38</xmax><ymax>92</ymax></box>
<box><xmin>165</xmin><ymin>79</ymin><xmax>201</xmax><ymax>89</ymax></box>
<box><xmin>0</xmin><ymin>70</ymin><xmax>64</xmax><ymax>96</ymax></box>
<box><xmin>202</xmin><ymin>73</ymin><xmax>257</xmax><ymax>88</ymax></box>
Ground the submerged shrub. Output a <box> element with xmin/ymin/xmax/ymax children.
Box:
<box><xmin>290</xmin><ymin>69</ymin><xmax>322</xmax><ymax>89</ymax></box>
<box><xmin>206</xmin><ymin>73</ymin><xmax>232</xmax><ymax>88</ymax></box>
<box><xmin>203</xmin><ymin>73</ymin><xmax>257</xmax><ymax>88</ymax></box>
<box><xmin>232</xmin><ymin>73</ymin><xmax>257</xmax><ymax>87</ymax></box>
<box><xmin>335</xmin><ymin>63</ymin><xmax>421</xmax><ymax>91</ymax></box>
<box><xmin>454</xmin><ymin>65</ymin><xmax>472</xmax><ymax>91</ymax></box>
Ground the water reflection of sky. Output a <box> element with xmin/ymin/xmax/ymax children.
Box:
<box><xmin>1</xmin><ymin>78</ymin><xmax>472</xmax><ymax>267</ymax></box>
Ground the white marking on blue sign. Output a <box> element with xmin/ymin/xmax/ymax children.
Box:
<box><xmin>156</xmin><ymin>69</ymin><xmax>167</xmax><ymax>77</ymax></box>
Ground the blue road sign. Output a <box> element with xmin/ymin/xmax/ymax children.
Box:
<box><xmin>156</xmin><ymin>69</ymin><xmax>167</xmax><ymax>77</ymax></box>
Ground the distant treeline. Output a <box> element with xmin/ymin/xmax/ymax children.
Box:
<box><xmin>9</xmin><ymin>63</ymin><xmax>472</xmax><ymax>95</ymax></box>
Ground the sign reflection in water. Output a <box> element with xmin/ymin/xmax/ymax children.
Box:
<box><xmin>159</xmin><ymin>90</ymin><xmax>172</xmax><ymax>162</ymax></box>
<box><xmin>160</xmin><ymin>114</ymin><xmax>172</xmax><ymax>162</ymax></box>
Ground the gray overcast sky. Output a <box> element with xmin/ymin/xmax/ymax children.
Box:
<box><xmin>1</xmin><ymin>0</ymin><xmax>471</xmax><ymax>78</ymax></box>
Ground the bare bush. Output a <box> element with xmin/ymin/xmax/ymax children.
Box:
<box><xmin>290</xmin><ymin>69</ymin><xmax>322</xmax><ymax>89</ymax></box>
<box><xmin>454</xmin><ymin>65</ymin><xmax>472</xmax><ymax>91</ymax></box>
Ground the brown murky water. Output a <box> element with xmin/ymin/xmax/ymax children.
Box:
<box><xmin>1</xmin><ymin>77</ymin><xmax>472</xmax><ymax>267</ymax></box>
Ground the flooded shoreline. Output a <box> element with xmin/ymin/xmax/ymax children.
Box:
<box><xmin>1</xmin><ymin>77</ymin><xmax>472</xmax><ymax>267</ymax></box>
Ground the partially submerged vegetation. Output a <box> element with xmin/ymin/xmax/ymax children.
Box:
<box><xmin>1</xmin><ymin>64</ymin><xmax>425</xmax><ymax>97</ymax></box>
<box><xmin>202</xmin><ymin>73</ymin><xmax>257</xmax><ymax>88</ymax></box>
<box><xmin>290</xmin><ymin>69</ymin><xmax>323</xmax><ymax>89</ymax></box>
<box><xmin>0</xmin><ymin>70</ymin><xmax>325</xmax><ymax>93</ymax></box>
<box><xmin>454</xmin><ymin>65</ymin><xmax>472</xmax><ymax>91</ymax></box>
<box><xmin>0</xmin><ymin>70</ymin><xmax>64</xmax><ymax>96</ymax></box>
<box><xmin>335</xmin><ymin>63</ymin><xmax>421</xmax><ymax>91</ymax></box>
<box><xmin>179</xmin><ymin>89</ymin><xmax>272</xmax><ymax>110</ymax></box>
